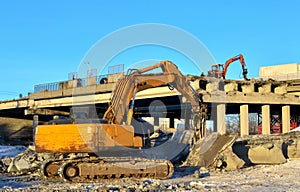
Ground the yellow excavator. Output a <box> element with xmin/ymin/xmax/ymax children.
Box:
<box><xmin>35</xmin><ymin>60</ymin><xmax>205</xmax><ymax>182</ymax></box>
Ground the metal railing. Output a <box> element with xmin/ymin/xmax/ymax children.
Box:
<box><xmin>34</xmin><ymin>74</ymin><xmax>110</xmax><ymax>92</ymax></box>
<box><xmin>108</xmin><ymin>64</ymin><xmax>124</xmax><ymax>74</ymax></box>
<box><xmin>34</xmin><ymin>82</ymin><xmax>61</xmax><ymax>92</ymax></box>
<box><xmin>34</xmin><ymin>64</ymin><xmax>124</xmax><ymax>93</ymax></box>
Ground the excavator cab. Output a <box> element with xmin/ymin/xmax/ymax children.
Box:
<box><xmin>208</xmin><ymin>64</ymin><xmax>223</xmax><ymax>78</ymax></box>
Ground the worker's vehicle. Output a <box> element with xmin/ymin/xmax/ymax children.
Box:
<box><xmin>208</xmin><ymin>54</ymin><xmax>249</xmax><ymax>80</ymax></box>
<box><xmin>35</xmin><ymin>60</ymin><xmax>204</xmax><ymax>182</ymax></box>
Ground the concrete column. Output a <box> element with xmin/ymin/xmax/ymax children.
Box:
<box><xmin>33</xmin><ymin>115</ymin><xmax>39</xmax><ymax>144</ymax></box>
<box><xmin>169</xmin><ymin>117</ymin><xmax>175</xmax><ymax>129</ymax></box>
<box><xmin>282</xmin><ymin>105</ymin><xmax>290</xmax><ymax>133</ymax></box>
<box><xmin>240</xmin><ymin>104</ymin><xmax>249</xmax><ymax>137</ymax></box>
<box><xmin>211</xmin><ymin>106</ymin><xmax>218</xmax><ymax>132</ymax></box>
<box><xmin>154</xmin><ymin>117</ymin><xmax>159</xmax><ymax>126</ymax></box>
<box><xmin>217</xmin><ymin>104</ymin><xmax>226</xmax><ymax>135</ymax></box>
<box><xmin>262</xmin><ymin>105</ymin><xmax>270</xmax><ymax>135</ymax></box>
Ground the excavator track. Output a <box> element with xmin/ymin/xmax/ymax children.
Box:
<box><xmin>42</xmin><ymin>156</ymin><xmax>174</xmax><ymax>182</ymax></box>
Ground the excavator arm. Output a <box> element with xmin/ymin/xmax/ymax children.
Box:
<box><xmin>222</xmin><ymin>54</ymin><xmax>249</xmax><ymax>80</ymax></box>
<box><xmin>103</xmin><ymin>60</ymin><xmax>204</xmax><ymax>138</ymax></box>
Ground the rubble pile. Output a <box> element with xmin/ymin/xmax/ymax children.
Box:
<box><xmin>0</xmin><ymin>146</ymin><xmax>63</xmax><ymax>175</ymax></box>
<box><xmin>185</xmin><ymin>132</ymin><xmax>244</xmax><ymax>170</ymax></box>
<box><xmin>186</xmin><ymin>131</ymin><xmax>300</xmax><ymax>170</ymax></box>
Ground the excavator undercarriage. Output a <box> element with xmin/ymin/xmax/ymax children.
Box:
<box><xmin>42</xmin><ymin>156</ymin><xmax>174</xmax><ymax>182</ymax></box>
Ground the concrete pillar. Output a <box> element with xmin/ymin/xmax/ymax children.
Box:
<box><xmin>33</xmin><ymin>115</ymin><xmax>39</xmax><ymax>144</ymax></box>
<box><xmin>217</xmin><ymin>104</ymin><xmax>226</xmax><ymax>135</ymax></box>
<box><xmin>154</xmin><ymin>117</ymin><xmax>159</xmax><ymax>126</ymax></box>
<box><xmin>262</xmin><ymin>105</ymin><xmax>270</xmax><ymax>135</ymax></box>
<box><xmin>169</xmin><ymin>117</ymin><xmax>175</xmax><ymax>129</ymax></box>
<box><xmin>282</xmin><ymin>105</ymin><xmax>290</xmax><ymax>133</ymax></box>
<box><xmin>211</xmin><ymin>106</ymin><xmax>218</xmax><ymax>132</ymax></box>
<box><xmin>240</xmin><ymin>104</ymin><xmax>249</xmax><ymax>137</ymax></box>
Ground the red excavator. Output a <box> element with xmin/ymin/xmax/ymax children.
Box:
<box><xmin>208</xmin><ymin>54</ymin><xmax>249</xmax><ymax>80</ymax></box>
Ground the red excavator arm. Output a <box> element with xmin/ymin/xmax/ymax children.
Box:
<box><xmin>222</xmin><ymin>54</ymin><xmax>248</xmax><ymax>80</ymax></box>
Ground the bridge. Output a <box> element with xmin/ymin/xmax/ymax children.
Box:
<box><xmin>1</xmin><ymin>68</ymin><xmax>300</xmax><ymax>143</ymax></box>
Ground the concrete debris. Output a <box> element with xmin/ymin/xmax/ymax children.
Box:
<box><xmin>186</xmin><ymin>131</ymin><xmax>300</xmax><ymax>170</ymax></box>
<box><xmin>7</xmin><ymin>161</ymin><xmax>18</xmax><ymax>173</ymax></box>
<box><xmin>248</xmin><ymin>145</ymin><xmax>286</xmax><ymax>164</ymax></box>
<box><xmin>1</xmin><ymin>145</ymin><xmax>60</xmax><ymax>174</ymax></box>
<box><xmin>1</xmin><ymin>157</ymin><xmax>11</xmax><ymax>167</ymax></box>
<box><xmin>288</xmin><ymin>139</ymin><xmax>300</xmax><ymax>159</ymax></box>
<box><xmin>2</xmin><ymin>130</ymin><xmax>300</xmax><ymax>180</ymax></box>
<box><xmin>217</xmin><ymin>145</ymin><xmax>245</xmax><ymax>170</ymax></box>
<box><xmin>14</xmin><ymin>158</ymin><xmax>30</xmax><ymax>171</ymax></box>
<box><xmin>185</xmin><ymin>132</ymin><xmax>237</xmax><ymax>170</ymax></box>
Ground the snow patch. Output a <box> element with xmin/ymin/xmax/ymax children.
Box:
<box><xmin>0</xmin><ymin>146</ymin><xmax>26</xmax><ymax>159</ymax></box>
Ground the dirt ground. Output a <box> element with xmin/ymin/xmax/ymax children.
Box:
<box><xmin>1</xmin><ymin>158</ymin><xmax>300</xmax><ymax>191</ymax></box>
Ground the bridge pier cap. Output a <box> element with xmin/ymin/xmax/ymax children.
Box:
<box><xmin>73</xmin><ymin>23</ymin><xmax>219</xmax><ymax>161</ymax></box>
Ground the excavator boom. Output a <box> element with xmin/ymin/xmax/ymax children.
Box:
<box><xmin>103</xmin><ymin>60</ymin><xmax>201</xmax><ymax>125</ymax></box>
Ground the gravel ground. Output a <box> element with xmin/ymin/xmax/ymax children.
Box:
<box><xmin>1</xmin><ymin>159</ymin><xmax>300</xmax><ymax>191</ymax></box>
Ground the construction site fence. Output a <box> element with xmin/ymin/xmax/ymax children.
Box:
<box><xmin>34</xmin><ymin>75</ymin><xmax>108</xmax><ymax>92</ymax></box>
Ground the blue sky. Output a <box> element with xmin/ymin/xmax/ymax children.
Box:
<box><xmin>0</xmin><ymin>1</ymin><xmax>299</xmax><ymax>100</ymax></box>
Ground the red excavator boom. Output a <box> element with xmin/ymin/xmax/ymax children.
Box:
<box><xmin>222</xmin><ymin>54</ymin><xmax>248</xmax><ymax>80</ymax></box>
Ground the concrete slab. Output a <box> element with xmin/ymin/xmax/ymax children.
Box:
<box><xmin>248</xmin><ymin>145</ymin><xmax>286</xmax><ymax>164</ymax></box>
<box><xmin>185</xmin><ymin>133</ymin><xmax>237</xmax><ymax>168</ymax></box>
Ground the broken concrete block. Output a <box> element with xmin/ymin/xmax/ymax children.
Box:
<box><xmin>258</xmin><ymin>84</ymin><xmax>271</xmax><ymax>94</ymax></box>
<box><xmin>224</xmin><ymin>83</ymin><xmax>237</xmax><ymax>93</ymax></box>
<box><xmin>287</xmin><ymin>139</ymin><xmax>300</xmax><ymax>159</ymax></box>
<box><xmin>242</xmin><ymin>84</ymin><xmax>254</xmax><ymax>94</ymax></box>
<box><xmin>15</xmin><ymin>158</ymin><xmax>30</xmax><ymax>171</ymax></box>
<box><xmin>221</xmin><ymin>147</ymin><xmax>245</xmax><ymax>170</ymax></box>
<box><xmin>248</xmin><ymin>145</ymin><xmax>286</xmax><ymax>164</ymax></box>
<box><xmin>185</xmin><ymin>133</ymin><xmax>237</xmax><ymax>168</ymax></box>
<box><xmin>206</xmin><ymin>82</ymin><xmax>219</xmax><ymax>93</ymax></box>
<box><xmin>274</xmin><ymin>86</ymin><xmax>287</xmax><ymax>94</ymax></box>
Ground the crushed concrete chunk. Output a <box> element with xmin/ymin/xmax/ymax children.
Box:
<box><xmin>15</xmin><ymin>158</ymin><xmax>30</xmax><ymax>171</ymax></box>
<box><xmin>7</xmin><ymin>161</ymin><xmax>17</xmax><ymax>173</ymax></box>
<box><xmin>1</xmin><ymin>157</ymin><xmax>12</xmax><ymax>167</ymax></box>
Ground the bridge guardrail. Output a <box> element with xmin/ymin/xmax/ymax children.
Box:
<box><xmin>34</xmin><ymin>74</ymin><xmax>109</xmax><ymax>92</ymax></box>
